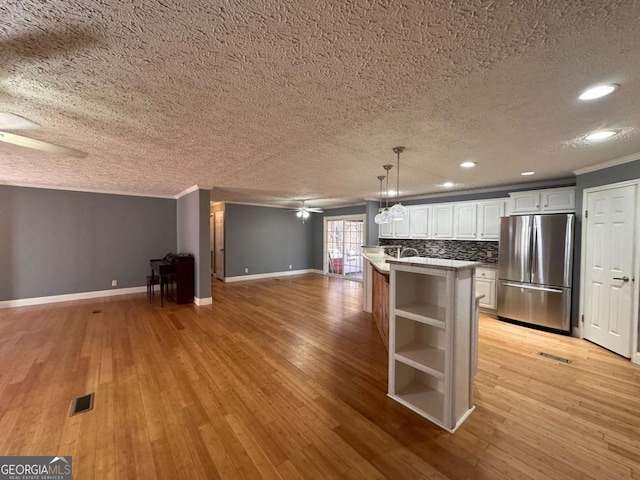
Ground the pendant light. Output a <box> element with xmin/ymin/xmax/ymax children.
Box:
<box><xmin>374</xmin><ymin>175</ymin><xmax>386</xmax><ymax>225</ymax></box>
<box><xmin>380</xmin><ymin>164</ymin><xmax>393</xmax><ymax>224</ymax></box>
<box><xmin>390</xmin><ymin>146</ymin><xmax>406</xmax><ymax>221</ymax></box>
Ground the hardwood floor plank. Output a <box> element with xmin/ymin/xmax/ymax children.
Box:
<box><xmin>0</xmin><ymin>274</ymin><xmax>639</xmax><ymax>479</ymax></box>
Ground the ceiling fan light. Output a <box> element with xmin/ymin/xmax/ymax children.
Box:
<box><xmin>296</xmin><ymin>211</ymin><xmax>302</xmax><ymax>217</ymax></box>
<box><xmin>302</xmin><ymin>211</ymin><xmax>310</xmax><ymax>219</ymax></box>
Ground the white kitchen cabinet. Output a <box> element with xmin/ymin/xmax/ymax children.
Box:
<box><xmin>477</xmin><ymin>200</ymin><xmax>505</xmax><ymax>240</ymax></box>
<box><xmin>379</xmin><ymin>219</ymin><xmax>394</xmax><ymax>238</ymax></box>
<box><xmin>475</xmin><ymin>267</ymin><xmax>497</xmax><ymax>310</ymax></box>
<box><xmin>541</xmin><ymin>188</ymin><xmax>575</xmax><ymax>212</ymax></box>
<box><xmin>509</xmin><ymin>187</ymin><xmax>575</xmax><ymax>215</ymax></box>
<box><xmin>409</xmin><ymin>205</ymin><xmax>431</xmax><ymax>238</ymax></box>
<box><xmin>433</xmin><ymin>205</ymin><xmax>454</xmax><ymax>239</ymax></box>
<box><xmin>388</xmin><ymin>258</ymin><xmax>477</xmax><ymax>432</ymax></box>
<box><xmin>509</xmin><ymin>191</ymin><xmax>541</xmax><ymax>214</ymax></box>
<box><xmin>394</xmin><ymin>213</ymin><xmax>411</xmax><ymax>238</ymax></box>
<box><xmin>454</xmin><ymin>203</ymin><xmax>478</xmax><ymax>240</ymax></box>
<box><xmin>378</xmin><ymin>212</ymin><xmax>411</xmax><ymax>238</ymax></box>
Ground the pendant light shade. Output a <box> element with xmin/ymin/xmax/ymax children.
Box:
<box><xmin>374</xmin><ymin>175</ymin><xmax>386</xmax><ymax>225</ymax></box>
<box><xmin>390</xmin><ymin>146</ymin><xmax>406</xmax><ymax>221</ymax></box>
<box><xmin>379</xmin><ymin>164</ymin><xmax>393</xmax><ymax>224</ymax></box>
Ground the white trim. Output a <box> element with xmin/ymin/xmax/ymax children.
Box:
<box><xmin>579</xmin><ymin>179</ymin><xmax>640</xmax><ymax>359</ymax></box>
<box><xmin>573</xmin><ymin>151</ymin><xmax>640</xmax><ymax>175</ymax></box>
<box><xmin>572</xmin><ymin>327</ymin><xmax>580</xmax><ymax>338</ymax></box>
<box><xmin>0</xmin><ymin>286</ymin><xmax>147</xmax><ymax>309</ymax></box>
<box><xmin>400</xmin><ymin>178</ymin><xmax>575</xmax><ymax>203</ymax></box>
<box><xmin>224</xmin><ymin>269</ymin><xmax>321</xmax><ymax>283</ymax></box>
<box><xmin>0</xmin><ymin>181</ymin><xmax>175</xmax><ymax>199</ymax></box>
<box><xmin>194</xmin><ymin>296</ymin><xmax>213</xmax><ymax>306</ymax></box>
<box><xmin>175</xmin><ymin>184</ymin><xmax>200</xmax><ymax>199</ymax></box>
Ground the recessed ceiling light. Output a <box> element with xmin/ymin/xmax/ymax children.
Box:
<box><xmin>442</xmin><ymin>182</ymin><xmax>454</xmax><ymax>188</ymax></box>
<box><xmin>460</xmin><ymin>161</ymin><xmax>476</xmax><ymax>168</ymax></box>
<box><xmin>521</xmin><ymin>171</ymin><xmax>535</xmax><ymax>176</ymax></box>
<box><xmin>579</xmin><ymin>84</ymin><xmax>618</xmax><ymax>101</ymax></box>
<box><xmin>585</xmin><ymin>130</ymin><xmax>617</xmax><ymax>142</ymax></box>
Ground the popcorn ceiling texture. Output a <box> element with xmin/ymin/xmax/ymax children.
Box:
<box><xmin>0</xmin><ymin>1</ymin><xmax>639</xmax><ymax>205</ymax></box>
<box><xmin>380</xmin><ymin>238</ymin><xmax>499</xmax><ymax>265</ymax></box>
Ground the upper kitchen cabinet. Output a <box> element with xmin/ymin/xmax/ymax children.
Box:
<box><xmin>454</xmin><ymin>203</ymin><xmax>478</xmax><ymax>240</ymax></box>
<box><xmin>477</xmin><ymin>200</ymin><xmax>505</xmax><ymax>240</ymax></box>
<box><xmin>433</xmin><ymin>204</ymin><xmax>454</xmax><ymax>239</ymax></box>
<box><xmin>508</xmin><ymin>187</ymin><xmax>575</xmax><ymax>215</ymax></box>
<box><xmin>410</xmin><ymin>205</ymin><xmax>431</xmax><ymax>238</ymax></box>
<box><xmin>379</xmin><ymin>211</ymin><xmax>411</xmax><ymax>238</ymax></box>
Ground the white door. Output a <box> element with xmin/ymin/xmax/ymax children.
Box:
<box><xmin>214</xmin><ymin>211</ymin><xmax>225</xmax><ymax>280</ymax></box>
<box><xmin>583</xmin><ymin>184</ymin><xmax>637</xmax><ymax>357</ymax></box>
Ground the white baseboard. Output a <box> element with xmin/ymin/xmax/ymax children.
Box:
<box><xmin>194</xmin><ymin>296</ymin><xmax>212</xmax><ymax>306</ymax></box>
<box><xmin>0</xmin><ymin>286</ymin><xmax>147</xmax><ymax>309</ymax></box>
<box><xmin>225</xmin><ymin>269</ymin><xmax>323</xmax><ymax>283</ymax></box>
<box><xmin>633</xmin><ymin>352</ymin><xmax>640</xmax><ymax>366</ymax></box>
<box><xmin>572</xmin><ymin>326</ymin><xmax>581</xmax><ymax>338</ymax></box>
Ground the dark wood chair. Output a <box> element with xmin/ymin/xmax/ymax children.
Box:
<box><xmin>147</xmin><ymin>275</ymin><xmax>160</xmax><ymax>303</ymax></box>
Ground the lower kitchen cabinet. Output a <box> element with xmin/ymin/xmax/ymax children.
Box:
<box><xmin>476</xmin><ymin>267</ymin><xmax>497</xmax><ymax>310</ymax></box>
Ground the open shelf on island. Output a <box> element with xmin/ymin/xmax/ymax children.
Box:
<box><xmin>392</xmin><ymin>361</ymin><xmax>444</xmax><ymax>422</ymax></box>
<box><xmin>395</xmin><ymin>343</ymin><xmax>445</xmax><ymax>379</ymax></box>
<box><xmin>395</xmin><ymin>303</ymin><xmax>446</xmax><ymax>327</ymax></box>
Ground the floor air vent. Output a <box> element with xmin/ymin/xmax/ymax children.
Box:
<box><xmin>70</xmin><ymin>393</ymin><xmax>95</xmax><ymax>416</ymax></box>
<box><xmin>538</xmin><ymin>352</ymin><xmax>571</xmax><ymax>364</ymax></box>
<box><xmin>92</xmin><ymin>309</ymin><xmax>102</xmax><ymax>314</ymax></box>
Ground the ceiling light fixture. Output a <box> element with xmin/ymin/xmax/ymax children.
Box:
<box><xmin>442</xmin><ymin>181</ymin><xmax>454</xmax><ymax>188</ymax></box>
<box><xmin>389</xmin><ymin>146</ymin><xmax>407</xmax><ymax>221</ymax></box>
<box><xmin>579</xmin><ymin>84</ymin><xmax>618</xmax><ymax>101</ymax></box>
<box><xmin>374</xmin><ymin>175</ymin><xmax>386</xmax><ymax>225</ymax></box>
<box><xmin>521</xmin><ymin>171</ymin><xmax>535</xmax><ymax>176</ymax></box>
<box><xmin>585</xmin><ymin>130</ymin><xmax>618</xmax><ymax>142</ymax></box>
<box><xmin>460</xmin><ymin>161</ymin><xmax>476</xmax><ymax>168</ymax></box>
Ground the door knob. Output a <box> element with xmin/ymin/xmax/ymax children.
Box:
<box><xmin>613</xmin><ymin>276</ymin><xmax>630</xmax><ymax>282</ymax></box>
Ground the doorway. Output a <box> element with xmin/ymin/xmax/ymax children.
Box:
<box><xmin>581</xmin><ymin>181</ymin><xmax>639</xmax><ymax>360</ymax></box>
<box><xmin>324</xmin><ymin>215</ymin><xmax>365</xmax><ymax>281</ymax></box>
<box><xmin>214</xmin><ymin>210</ymin><xmax>225</xmax><ymax>280</ymax></box>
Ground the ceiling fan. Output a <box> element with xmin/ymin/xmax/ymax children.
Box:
<box><xmin>293</xmin><ymin>201</ymin><xmax>323</xmax><ymax>222</ymax></box>
<box><xmin>0</xmin><ymin>112</ymin><xmax>87</xmax><ymax>158</ymax></box>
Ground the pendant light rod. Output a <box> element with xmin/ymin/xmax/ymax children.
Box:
<box><xmin>393</xmin><ymin>146</ymin><xmax>405</xmax><ymax>204</ymax></box>
<box><xmin>377</xmin><ymin>175</ymin><xmax>386</xmax><ymax>211</ymax></box>
<box><xmin>383</xmin><ymin>164</ymin><xmax>393</xmax><ymax>208</ymax></box>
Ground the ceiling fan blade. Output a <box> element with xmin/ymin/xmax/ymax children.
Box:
<box><xmin>307</xmin><ymin>208</ymin><xmax>324</xmax><ymax>213</ymax></box>
<box><xmin>0</xmin><ymin>131</ymin><xmax>87</xmax><ymax>158</ymax></box>
<box><xmin>0</xmin><ymin>112</ymin><xmax>40</xmax><ymax>130</ymax></box>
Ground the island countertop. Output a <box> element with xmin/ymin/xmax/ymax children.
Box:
<box><xmin>386</xmin><ymin>256</ymin><xmax>480</xmax><ymax>271</ymax></box>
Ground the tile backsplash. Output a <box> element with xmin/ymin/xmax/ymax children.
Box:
<box><xmin>379</xmin><ymin>239</ymin><xmax>499</xmax><ymax>264</ymax></box>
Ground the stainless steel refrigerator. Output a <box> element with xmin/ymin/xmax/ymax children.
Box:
<box><xmin>497</xmin><ymin>214</ymin><xmax>574</xmax><ymax>332</ymax></box>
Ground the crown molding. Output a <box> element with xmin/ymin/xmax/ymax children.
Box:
<box><xmin>573</xmin><ymin>151</ymin><xmax>640</xmax><ymax>175</ymax></box>
<box><xmin>0</xmin><ymin>181</ymin><xmax>175</xmax><ymax>199</ymax></box>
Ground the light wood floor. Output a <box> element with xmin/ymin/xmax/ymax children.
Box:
<box><xmin>1</xmin><ymin>274</ymin><xmax>639</xmax><ymax>479</ymax></box>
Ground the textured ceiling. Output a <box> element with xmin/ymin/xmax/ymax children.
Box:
<box><xmin>1</xmin><ymin>1</ymin><xmax>639</xmax><ymax>208</ymax></box>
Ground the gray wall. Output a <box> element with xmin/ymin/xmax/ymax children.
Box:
<box><xmin>574</xmin><ymin>158</ymin><xmax>640</xmax><ymax>341</ymax></box>
<box><xmin>177</xmin><ymin>189</ymin><xmax>211</xmax><ymax>299</ymax></box>
<box><xmin>365</xmin><ymin>201</ymin><xmax>379</xmax><ymax>245</ymax></box>
<box><xmin>225</xmin><ymin>203</ymin><xmax>315</xmax><ymax>277</ymax></box>
<box><xmin>0</xmin><ymin>185</ymin><xmax>176</xmax><ymax>301</ymax></box>
<box><xmin>312</xmin><ymin>205</ymin><xmax>367</xmax><ymax>270</ymax></box>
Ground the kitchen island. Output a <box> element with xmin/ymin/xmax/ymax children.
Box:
<box><xmin>387</xmin><ymin>256</ymin><xmax>480</xmax><ymax>432</ymax></box>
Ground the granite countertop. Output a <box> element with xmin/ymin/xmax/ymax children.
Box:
<box><xmin>386</xmin><ymin>256</ymin><xmax>480</xmax><ymax>271</ymax></box>
<box><xmin>361</xmin><ymin>252</ymin><xmax>392</xmax><ymax>273</ymax></box>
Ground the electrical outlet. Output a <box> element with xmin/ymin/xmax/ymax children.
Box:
<box><xmin>289</xmin><ymin>265</ymin><xmax>292</xmax><ymax>269</ymax></box>
<box><xmin>111</xmin><ymin>280</ymin><xmax>117</xmax><ymax>287</ymax></box>
<box><xmin>244</xmin><ymin>268</ymin><xmax>249</xmax><ymax>273</ymax></box>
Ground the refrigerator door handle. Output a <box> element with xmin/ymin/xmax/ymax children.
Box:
<box><xmin>530</xmin><ymin>218</ymin><xmax>537</xmax><ymax>279</ymax></box>
<box><xmin>502</xmin><ymin>282</ymin><xmax>564</xmax><ymax>293</ymax></box>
